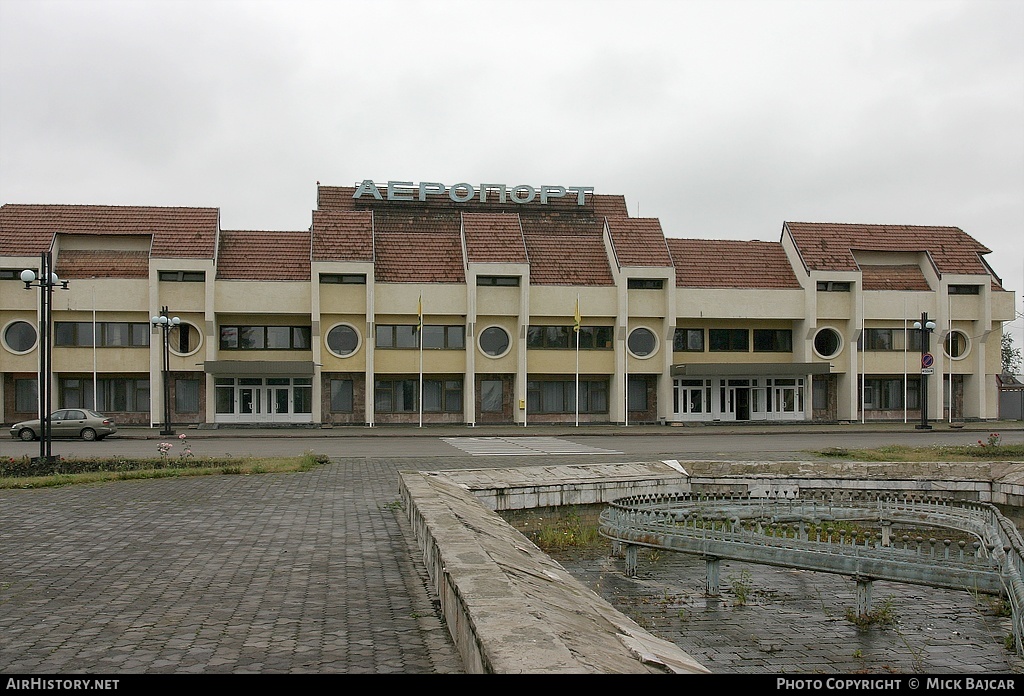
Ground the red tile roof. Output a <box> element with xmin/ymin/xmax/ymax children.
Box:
<box><xmin>55</xmin><ymin>250</ymin><xmax>150</xmax><ymax>279</ymax></box>
<box><xmin>463</xmin><ymin>213</ymin><xmax>528</xmax><ymax>263</ymax></box>
<box><xmin>524</xmin><ymin>233</ymin><xmax>615</xmax><ymax>286</ymax></box>
<box><xmin>312</xmin><ymin>210</ymin><xmax>373</xmax><ymax>262</ymax></box>
<box><xmin>861</xmin><ymin>265</ymin><xmax>931</xmax><ymax>291</ymax></box>
<box><xmin>217</xmin><ymin>230</ymin><xmax>311</xmax><ymax>281</ymax></box>
<box><xmin>374</xmin><ymin>230</ymin><xmax>466</xmax><ymax>283</ymax></box>
<box><xmin>785</xmin><ymin>222</ymin><xmax>997</xmax><ymax>282</ymax></box>
<box><xmin>606</xmin><ymin>218</ymin><xmax>673</xmax><ymax>267</ymax></box>
<box><xmin>0</xmin><ymin>204</ymin><xmax>218</xmax><ymax>258</ymax></box>
<box><xmin>666</xmin><ymin>238</ymin><xmax>802</xmax><ymax>289</ymax></box>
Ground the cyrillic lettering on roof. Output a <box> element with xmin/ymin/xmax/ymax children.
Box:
<box><xmin>352</xmin><ymin>180</ymin><xmax>594</xmax><ymax>205</ymax></box>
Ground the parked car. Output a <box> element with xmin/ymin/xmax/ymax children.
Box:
<box><xmin>9</xmin><ymin>409</ymin><xmax>117</xmax><ymax>441</ymax></box>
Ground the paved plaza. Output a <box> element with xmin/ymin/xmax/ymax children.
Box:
<box><xmin>2</xmin><ymin>423</ymin><xmax>1024</xmax><ymax>675</ymax></box>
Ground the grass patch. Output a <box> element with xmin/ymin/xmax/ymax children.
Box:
<box><xmin>814</xmin><ymin>442</ymin><xmax>1024</xmax><ymax>462</ymax></box>
<box><xmin>0</xmin><ymin>452</ymin><xmax>328</xmax><ymax>489</ymax></box>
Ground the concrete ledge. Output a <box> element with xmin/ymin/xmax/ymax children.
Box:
<box><xmin>399</xmin><ymin>467</ymin><xmax>709</xmax><ymax>674</ymax></box>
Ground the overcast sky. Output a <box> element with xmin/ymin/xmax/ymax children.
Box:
<box><xmin>2</xmin><ymin>0</ymin><xmax>1022</xmax><ymax>349</ymax></box>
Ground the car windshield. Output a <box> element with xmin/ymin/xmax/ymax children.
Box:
<box><xmin>86</xmin><ymin>410</ymin><xmax>106</xmax><ymax>419</ymax></box>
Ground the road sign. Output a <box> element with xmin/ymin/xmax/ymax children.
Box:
<box><xmin>922</xmin><ymin>353</ymin><xmax>934</xmax><ymax>369</ymax></box>
<box><xmin>921</xmin><ymin>367</ymin><xmax>935</xmax><ymax>375</ymax></box>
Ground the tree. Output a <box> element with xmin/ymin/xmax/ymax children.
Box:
<box><xmin>1003</xmin><ymin>331</ymin><xmax>1022</xmax><ymax>375</ymax></box>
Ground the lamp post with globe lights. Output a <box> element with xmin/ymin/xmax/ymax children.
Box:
<box><xmin>151</xmin><ymin>306</ymin><xmax>180</xmax><ymax>436</ymax></box>
<box><xmin>913</xmin><ymin>311</ymin><xmax>937</xmax><ymax>430</ymax></box>
<box><xmin>21</xmin><ymin>251</ymin><xmax>69</xmax><ymax>463</ymax></box>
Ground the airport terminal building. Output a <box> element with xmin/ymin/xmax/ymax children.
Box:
<box><xmin>0</xmin><ymin>180</ymin><xmax>1016</xmax><ymax>429</ymax></box>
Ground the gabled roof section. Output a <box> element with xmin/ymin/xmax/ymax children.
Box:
<box><xmin>785</xmin><ymin>222</ymin><xmax>997</xmax><ymax>282</ymax></box>
<box><xmin>861</xmin><ymin>265</ymin><xmax>931</xmax><ymax>291</ymax></box>
<box><xmin>0</xmin><ymin>204</ymin><xmax>218</xmax><ymax>258</ymax></box>
<box><xmin>374</xmin><ymin>229</ymin><xmax>465</xmax><ymax>283</ymax></box>
<box><xmin>463</xmin><ymin>213</ymin><xmax>528</xmax><ymax>263</ymax></box>
<box><xmin>667</xmin><ymin>238</ymin><xmax>801</xmax><ymax>289</ymax></box>
<box><xmin>523</xmin><ymin>233</ymin><xmax>615</xmax><ymax>286</ymax></box>
<box><xmin>217</xmin><ymin>230</ymin><xmax>311</xmax><ymax>281</ymax></box>
<box><xmin>606</xmin><ymin>218</ymin><xmax>673</xmax><ymax>267</ymax></box>
<box><xmin>56</xmin><ymin>250</ymin><xmax>150</xmax><ymax>279</ymax></box>
<box><xmin>312</xmin><ymin>210</ymin><xmax>373</xmax><ymax>262</ymax></box>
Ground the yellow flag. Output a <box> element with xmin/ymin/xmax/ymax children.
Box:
<box><xmin>417</xmin><ymin>294</ymin><xmax>423</xmax><ymax>331</ymax></box>
<box><xmin>573</xmin><ymin>296</ymin><xmax>581</xmax><ymax>333</ymax></box>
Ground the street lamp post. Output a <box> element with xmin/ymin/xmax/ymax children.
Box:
<box><xmin>151</xmin><ymin>306</ymin><xmax>180</xmax><ymax>436</ymax></box>
<box><xmin>913</xmin><ymin>311</ymin><xmax>937</xmax><ymax>431</ymax></box>
<box><xmin>21</xmin><ymin>251</ymin><xmax>69</xmax><ymax>464</ymax></box>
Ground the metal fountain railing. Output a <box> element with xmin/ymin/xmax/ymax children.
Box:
<box><xmin>599</xmin><ymin>490</ymin><xmax>1024</xmax><ymax>655</ymax></box>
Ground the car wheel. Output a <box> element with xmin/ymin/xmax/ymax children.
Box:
<box><xmin>80</xmin><ymin>428</ymin><xmax>97</xmax><ymax>442</ymax></box>
<box><xmin>18</xmin><ymin>428</ymin><xmax>36</xmax><ymax>442</ymax></box>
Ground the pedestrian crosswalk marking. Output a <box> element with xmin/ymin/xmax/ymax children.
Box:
<box><xmin>441</xmin><ymin>436</ymin><xmax>621</xmax><ymax>456</ymax></box>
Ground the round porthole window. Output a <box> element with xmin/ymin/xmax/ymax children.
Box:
<box><xmin>813</xmin><ymin>327</ymin><xmax>842</xmax><ymax>359</ymax></box>
<box><xmin>627</xmin><ymin>327</ymin><xmax>657</xmax><ymax>358</ymax></box>
<box><xmin>944</xmin><ymin>330</ymin><xmax>970</xmax><ymax>359</ymax></box>
<box><xmin>479</xmin><ymin>326</ymin><xmax>511</xmax><ymax>358</ymax></box>
<box><xmin>326</xmin><ymin>324</ymin><xmax>360</xmax><ymax>357</ymax></box>
<box><xmin>168</xmin><ymin>322</ymin><xmax>203</xmax><ymax>357</ymax></box>
<box><xmin>2</xmin><ymin>320</ymin><xmax>37</xmax><ymax>354</ymax></box>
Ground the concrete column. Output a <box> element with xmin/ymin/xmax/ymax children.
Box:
<box><xmin>855</xmin><ymin>577</ymin><xmax>873</xmax><ymax>617</ymax></box>
<box><xmin>705</xmin><ymin>557</ymin><xmax>721</xmax><ymax>596</ymax></box>
<box><xmin>624</xmin><ymin>544</ymin><xmax>638</xmax><ymax>577</ymax></box>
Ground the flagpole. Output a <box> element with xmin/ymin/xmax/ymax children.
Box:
<box><xmin>418</xmin><ymin>292</ymin><xmax>423</xmax><ymax>428</ymax></box>
<box><xmin>903</xmin><ymin>296</ymin><xmax>908</xmax><ymax>424</ymax></box>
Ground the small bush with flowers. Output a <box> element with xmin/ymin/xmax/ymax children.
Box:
<box><xmin>978</xmin><ymin>433</ymin><xmax>1002</xmax><ymax>448</ymax></box>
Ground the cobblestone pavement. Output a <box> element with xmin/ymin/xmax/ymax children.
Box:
<box><xmin>0</xmin><ymin>458</ymin><xmax>472</xmax><ymax>674</ymax></box>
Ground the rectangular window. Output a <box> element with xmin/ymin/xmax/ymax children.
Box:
<box><xmin>331</xmin><ymin>379</ymin><xmax>354</xmax><ymax>412</ymax></box>
<box><xmin>576</xmin><ymin>326</ymin><xmax>614</xmax><ymax>350</ymax></box>
<box><xmin>293</xmin><ymin>379</ymin><xmax>313</xmax><ymax>414</ymax></box>
<box><xmin>175</xmin><ymin>379</ymin><xmax>200</xmax><ymax>413</ymax></box>
<box><xmin>159</xmin><ymin>271</ymin><xmax>206</xmax><ymax>282</ymax></box>
<box><xmin>395</xmin><ymin>326</ymin><xmax>418</xmax><ymax>348</ymax></box>
<box><xmin>15</xmin><ymin>378</ymin><xmax>38</xmax><ymax>412</ymax></box>
<box><xmin>54</xmin><ymin>322</ymin><xmax>149</xmax><ymax>347</ymax></box>
<box><xmin>215</xmin><ymin>378</ymin><xmax>235</xmax><ymax>414</ymax></box>
<box><xmin>60</xmin><ymin>377</ymin><xmax>150</xmax><ymax>412</ymax></box>
<box><xmin>753</xmin><ymin>329</ymin><xmax>792</xmax><ymax>352</ymax></box>
<box><xmin>265</xmin><ymin>326</ymin><xmax>291</xmax><ymax>349</ymax></box>
<box><xmin>861</xmin><ymin>377</ymin><xmax>920</xmax><ymax>410</ymax></box>
<box><xmin>416</xmin><ymin>325</ymin><xmax>465</xmax><ymax>349</ymax></box>
<box><xmin>864</xmin><ymin>329</ymin><xmax>894</xmax><ymax>351</ymax></box>
<box><xmin>526</xmin><ymin>380</ymin><xmax>609</xmax><ymax>414</ymax></box>
<box><xmin>319</xmin><ymin>273</ymin><xmax>366</xmax><ymax>284</ymax></box>
<box><xmin>812</xmin><ymin>378</ymin><xmax>828</xmax><ymax>410</ymax></box>
<box><xmin>420</xmin><ymin>380</ymin><xmax>462</xmax><ymax>412</ymax></box>
<box><xmin>1</xmin><ymin>269</ymin><xmax>22</xmax><ymax>280</ymax></box>
<box><xmin>219</xmin><ymin>325</ymin><xmax>312</xmax><ymax>350</ymax></box>
<box><xmin>627</xmin><ymin>377</ymin><xmax>647</xmax><ymax>411</ymax></box>
<box><xmin>948</xmin><ymin>285</ymin><xmax>980</xmax><ymax>295</ymax></box>
<box><xmin>476</xmin><ymin>276</ymin><xmax>520</xmax><ymax>286</ymax></box>
<box><xmin>627</xmin><ymin>279</ymin><xmax>664</xmax><ymax>289</ymax></box>
<box><xmin>709</xmin><ymin>328</ymin><xmax>749</xmax><ymax>352</ymax></box>
<box><xmin>481</xmin><ymin>379</ymin><xmax>503</xmax><ymax>412</ymax></box>
<box><xmin>374</xmin><ymin>379</ymin><xmax>419</xmax><ymax>413</ymax></box>
<box><xmin>528</xmin><ymin>325</ymin><xmax>612</xmax><ymax>349</ymax></box>
<box><xmin>673</xmin><ymin>328</ymin><xmax>704</xmax><ymax>352</ymax></box>
<box><xmin>816</xmin><ymin>281</ymin><xmax>851</xmax><ymax>292</ymax></box>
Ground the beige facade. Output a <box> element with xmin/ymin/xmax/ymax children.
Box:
<box><xmin>0</xmin><ymin>187</ymin><xmax>1016</xmax><ymax>429</ymax></box>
